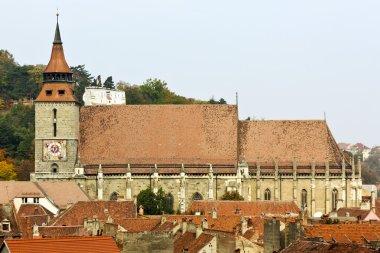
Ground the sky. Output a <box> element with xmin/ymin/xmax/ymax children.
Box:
<box><xmin>1</xmin><ymin>0</ymin><xmax>380</xmax><ymax>146</ymax></box>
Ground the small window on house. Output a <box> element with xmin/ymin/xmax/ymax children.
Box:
<box><xmin>58</xmin><ymin>90</ymin><xmax>65</xmax><ymax>95</ymax></box>
<box><xmin>33</xmin><ymin>198</ymin><xmax>39</xmax><ymax>204</ymax></box>
<box><xmin>46</xmin><ymin>90</ymin><xmax>53</xmax><ymax>96</ymax></box>
<box><xmin>2</xmin><ymin>222</ymin><xmax>10</xmax><ymax>232</ymax></box>
<box><xmin>22</xmin><ymin>197</ymin><xmax>28</xmax><ymax>203</ymax></box>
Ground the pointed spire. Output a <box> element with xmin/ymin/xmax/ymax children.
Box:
<box><xmin>53</xmin><ymin>12</ymin><xmax>62</xmax><ymax>44</ymax></box>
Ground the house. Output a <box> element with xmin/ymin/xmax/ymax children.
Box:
<box><xmin>336</xmin><ymin>208</ymin><xmax>379</xmax><ymax>222</ymax></box>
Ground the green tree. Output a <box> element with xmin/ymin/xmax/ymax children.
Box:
<box><xmin>0</xmin><ymin>161</ymin><xmax>16</xmax><ymax>180</ymax></box>
<box><xmin>71</xmin><ymin>65</ymin><xmax>93</xmax><ymax>105</ymax></box>
<box><xmin>103</xmin><ymin>76</ymin><xmax>115</xmax><ymax>89</ymax></box>
<box><xmin>220</xmin><ymin>191</ymin><xmax>244</xmax><ymax>200</ymax></box>
<box><xmin>117</xmin><ymin>81</ymin><xmax>146</xmax><ymax>104</ymax></box>
<box><xmin>137</xmin><ymin>187</ymin><xmax>174</xmax><ymax>215</ymax></box>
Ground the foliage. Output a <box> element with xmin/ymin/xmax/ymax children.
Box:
<box><xmin>103</xmin><ymin>76</ymin><xmax>115</xmax><ymax>89</ymax></box>
<box><xmin>209</xmin><ymin>97</ymin><xmax>227</xmax><ymax>104</ymax></box>
<box><xmin>221</xmin><ymin>190</ymin><xmax>244</xmax><ymax>200</ymax></box>
<box><xmin>137</xmin><ymin>187</ymin><xmax>174</xmax><ymax>215</ymax></box>
<box><xmin>0</xmin><ymin>160</ymin><xmax>16</xmax><ymax>180</ymax></box>
<box><xmin>71</xmin><ymin>65</ymin><xmax>93</xmax><ymax>105</ymax></box>
<box><xmin>361</xmin><ymin>149</ymin><xmax>380</xmax><ymax>184</ymax></box>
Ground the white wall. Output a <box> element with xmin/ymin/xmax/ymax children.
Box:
<box><xmin>13</xmin><ymin>197</ymin><xmax>59</xmax><ymax>215</ymax></box>
<box><xmin>83</xmin><ymin>87</ymin><xmax>126</xmax><ymax>106</ymax></box>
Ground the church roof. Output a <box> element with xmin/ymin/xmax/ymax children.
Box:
<box><xmin>79</xmin><ymin>104</ymin><xmax>238</xmax><ymax>166</ymax></box>
<box><xmin>238</xmin><ymin>120</ymin><xmax>345</xmax><ymax>167</ymax></box>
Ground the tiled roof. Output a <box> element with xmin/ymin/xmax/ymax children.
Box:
<box><xmin>50</xmin><ymin>201</ymin><xmax>136</xmax><ymax>226</ymax></box>
<box><xmin>18</xmin><ymin>204</ymin><xmax>53</xmax><ymax>217</ymax></box>
<box><xmin>282</xmin><ymin>240</ymin><xmax>376</xmax><ymax>253</ymax></box>
<box><xmin>34</xmin><ymin>83</ymin><xmax>77</xmax><ymax>102</ymax></box>
<box><xmin>187</xmin><ymin>200</ymin><xmax>300</xmax><ymax>217</ymax></box>
<box><xmin>304</xmin><ymin>224</ymin><xmax>380</xmax><ymax>244</ymax></box>
<box><xmin>337</xmin><ymin>208</ymin><xmax>376</xmax><ymax>219</ymax></box>
<box><xmin>79</xmin><ymin>105</ymin><xmax>238</xmax><ymax>166</ymax></box>
<box><xmin>38</xmin><ymin>226</ymin><xmax>84</xmax><ymax>238</ymax></box>
<box><xmin>0</xmin><ymin>182</ymin><xmax>44</xmax><ymax>204</ymax></box>
<box><xmin>239</xmin><ymin>120</ymin><xmax>345</xmax><ymax>167</ymax></box>
<box><xmin>36</xmin><ymin>181</ymin><xmax>90</xmax><ymax>209</ymax></box>
<box><xmin>0</xmin><ymin>204</ymin><xmax>20</xmax><ymax>237</ymax></box>
<box><xmin>116</xmin><ymin>218</ymin><xmax>161</xmax><ymax>232</ymax></box>
<box><xmin>1</xmin><ymin>236</ymin><xmax>119</xmax><ymax>253</ymax></box>
<box><xmin>174</xmin><ymin>232</ymin><xmax>214</xmax><ymax>253</ymax></box>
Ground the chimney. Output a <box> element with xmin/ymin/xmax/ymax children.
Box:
<box><xmin>201</xmin><ymin>218</ymin><xmax>208</xmax><ymax>229</ymax></box>
<box><xmin>211</xmin><ymin>208</ymin><xmax>217</xmax><ymax>219</ymax></box>
<box><xmin>139</xmin><ymin>205</ymin><xmax>144</xmax><ymax>216</ymax></box>
<box><xmin>181</xmin><ymin>218</ymin><xmax>187</xmax><ymax>234</ymax></box>
<box><xmin>161</xmin><ymin>216</ymin><xmax>167</xmax><ymax>225</ymax></box>
<box><xmin>195</xmin><ymin>226</ymin><xmax>202</xmax><ymax>239</ymax></box>
<box><xmin>32</xmin><ymin>223</ymin><xmax>40</xmax><ymax>238</ymax></box>
<box><xmin>241</xmin><ymin>216</ymin><xmax>247</xmax><ymax>235</ymax></box>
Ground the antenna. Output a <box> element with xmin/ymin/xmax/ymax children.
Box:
<box><xmin>324</xmin><ymin>112</ymin><xmax>326</xmax><ymax>121</ymax></box>
<box><xmin>236</xmin><ymin>92</ymin><xmax>239</xmax><ymax>108</ymax></box>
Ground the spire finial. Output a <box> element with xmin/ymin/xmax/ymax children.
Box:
<box><xmin>53</xmin><ymin>11</ymin><xmax>62</xmax><ymax>44</ymax></box>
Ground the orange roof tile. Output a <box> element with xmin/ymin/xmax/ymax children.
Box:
<box><xmin>79</xmin><ymin>105</ymin><xmax>238</xmax><ymax>166</ymax></box>
<box><xmin>174</xmin><ymin>232</ymin><xmax>214</xmax><ymax>253</ymax></box>
<box><xmin>239</xmin><ymin>120</ymin><xmax>346</xmax><ymax>167</ymax></box>
<box><xmin>281</xmin><ymin>240</ymin><xmax>376</xmax><ymax>253</ymax></box>
<box><xmin>34</xmin><ymin>83</ymin><xmax>77</xmax><ymax>102</ymax></box>
<box><xmin>2</xmin><ymin>236</ymin><xmax>119</xmax><ymax>253</ymax></box>
<box><xmin>50</xmin><ymin>201</ymin><xmax>136</xmax><ymax>226</ymax></box>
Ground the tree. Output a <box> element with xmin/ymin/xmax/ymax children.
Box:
<box><xmin>0</xmin><ymin>161</ymin><xmax>16</xmax><ymax>180</ymax></box>
<box><xmin>221</xmin><ymin>191</ymin><xmax>244</xmax><ymax>200</ymax></box>
<box><xmin>137</xmin><ymin>187</ymin><xmax>174</xmax><ymax>215</ymax></box>
<box><xmin>361</xmin><ymin>150</ymin><xmax>380</xmax><ymax>184</ymax></box>
<box><xmin>71</xmin><ymin>65</ymin><xmax>93</xmax><ymax>105</ymax></box>
<box><xmin>103</xmin><ymin>76</ymin><xmax>115</xmax><ymax>89</ymax></box>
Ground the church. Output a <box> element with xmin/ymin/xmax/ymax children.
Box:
<box><xmin>32</xmin><ymin>17</ymin><xmax>362</xmax><ymax>217</ymax></box>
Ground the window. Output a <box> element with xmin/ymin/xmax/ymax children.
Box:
<box><xmin>33</xmin><ymin>198</ymin><xmax>39</xmax><ymax>204</ymax></box>
<box><xmin>166</xmin><ymin>193</ymin><xmax>174</xmax><ymax>211</ymax></box>
<box><xmin>192</xmin><ymin>192</ymin><xmax>203</xmax><ymax>201</ymax></box>
<box><xmin>51</xmin><ymin>163</ymin><xmax>58</xmax><ymax>173</ymax></box>
<box><xmin>2</xmin><ymin>222</ymin><xmax>10</xmax><ymax>232</ymax></box>
<box><xmin>110</xmin><ymin>192</ymin><xmax>118</xmax><ymax>201</ymax></box>
<box><xmin>46</xmin><ymin>90</ymin><xmax>52</xmax><ymax>96</ymax></box>
<box><xmin>53</xmin><ymin>123</ymin><xmax>57</xmax><ymax>137</ymax></box>
<box><xmin>58</xmin><ymin>90</ymin><xmax>65</xmax><ymax>95</ymax></box>
<box><xmin>301</xmin><ymin>189</ymin><xmax>307</xmax><ymax>210</ymax></box>
<box><xmin>22</xmin><ymin>197</ymin><xmax>28</xmax><ymax>203</ymax></box>
<box><xmin>332</xmin><ymin>189</ymin><xmax>338</xmax><ymax>211</ymax></box>
<box><xmin>264</xmin><ymin>189</ymin><xmax>271</xmax><ymax>201</ymax></box>
<box><xmin>53</xmin><ymin>109</ymin><xmax>57</xmax><ymax>119</ymax></box>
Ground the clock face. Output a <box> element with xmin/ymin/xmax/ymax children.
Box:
<box><xmin>43</xmin><ymin>140</ymin><xmax>67</xmax><ymax>161</ymax></box>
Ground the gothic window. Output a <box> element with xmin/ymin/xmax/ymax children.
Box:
<box><xmin>166</xmin><ymin>193</ymin><xmax>174</xmax><ymax>211</ymax></box>
<box><xmin>301</xmin><ymin>189</ymin><xmax>307</xmax><ymax>210</ymax></box>
<box><xmin>332</xmin><ymin>189</ymin><xmax>338</xmax><ymax>211</ymax></box>
<box><xmin>192</xmin><ymin>192</ymin><xmax>203</xmax><ymax>201</ymax></box>
<box><xmin>51</xmin><ymin>163</ymin><xmax>59</xmax><ymax>173</ymax></box>
<box><xmin>110</xmin><ymin>192</ymin><xmax>118</xmax><ymax>201</ymax></box>
<box><xmin>264</xmin><ymin>189</ymin><xmax>271</xmax><ymax>201</ymax></box>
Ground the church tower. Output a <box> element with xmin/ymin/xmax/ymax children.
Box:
<box><xmin>33</xmin><ymin>14</ymin><xmax>79</xmax><ymax>180</ymax></box>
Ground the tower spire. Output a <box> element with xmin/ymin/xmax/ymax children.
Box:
<box><xmin>53</xmin><ymin>11</ymin><xmax>62</xmax><ymax>44</ymax></box>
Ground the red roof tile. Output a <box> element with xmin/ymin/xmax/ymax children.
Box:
<box><xmin>174</xmin><ymin>232</ymin><xmax>214</xmax><ymax>253</ymax></box>
<box><xmin>2</xmin><ymin>236</ymin><xmax>119</xmax><ymax>253</ymax></box>
<box><xmin>282</xmin><ymin>240</ymin><xmax>376</xmax><ymax>253</ymax></box>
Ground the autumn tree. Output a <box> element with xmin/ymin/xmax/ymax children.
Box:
<box><xmin>0</xmin><ymin>161</ymin><xmax>16</xmax><ymax>180</ymax></box>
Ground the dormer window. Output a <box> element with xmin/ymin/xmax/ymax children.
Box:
<box><xmin>46</xmin><ymin>90</ymin><xmax>53</xmax><ymax>96</ymax></box>
<box><xmin>1</xmin><ymin>219</ymin><xmax>10</xmax><ymax>232</ymax></box>
<box><xmin>58</xmin><ymin>90</ymin><xmax>65</xmax><ymax>95</ymax></box>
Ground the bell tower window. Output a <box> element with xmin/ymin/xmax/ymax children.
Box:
<box><xmin>46</xmin><ymin>90</ymin><xmax>52</xmax><ymax>96</ymax></box>
<box><xmin>53</xmin><ymin>109</ymin><xmax>57</xmax><ymax>137</ymax></box>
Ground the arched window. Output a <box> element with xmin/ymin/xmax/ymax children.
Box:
<box><xmin>110</xmin><ymin>192</ymin><xmax>118</xmax><ymax>201</ymax></box>
<box><xmin>192</xmin><ymin>192</ymin><xmax>203</xmax><ymax>201</ymax></box>
<box><xmin>301</xmin><ymin>189</ymin><xmax>307</xmax><ymax>210</ymax></box>
<box><xmin>166</xmin><ymin>193</ymin><xmax>174</xmax><ymax>211</ymax></box>
<box><xmin>332</xmin><ymin>189</ymin><xmax>338</xmax><ymax>211</ymax></box>
<box><xmin>51</xmin><ymin>163</ymin><xmax>58</xmax><ymax>173</ymax></box>
<box><xmin>264</xmin><ymin>189</ymin><xmax>271</xmax><ymax>201</ymax></box>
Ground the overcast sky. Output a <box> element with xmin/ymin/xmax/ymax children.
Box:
<box><xmin>1</xmin><ymin>0</ymin><xmax>380</xmax><ymax>146</ymax></box>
